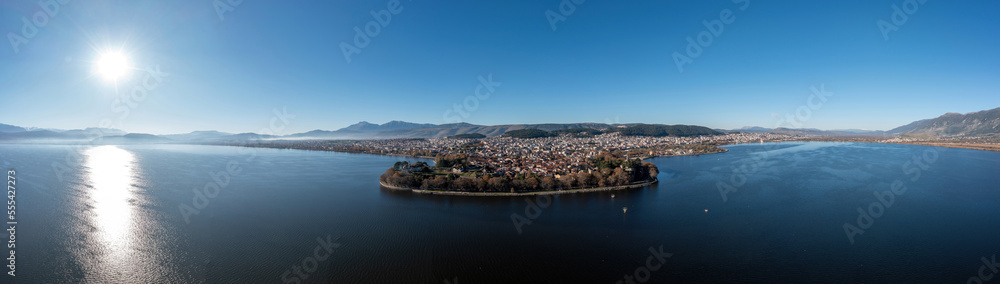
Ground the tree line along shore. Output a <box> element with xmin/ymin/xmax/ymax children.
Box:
<box><xmin>379</xmin><ymin>152</ymin><xmax>660</xmax><ymax>193</ymax></box>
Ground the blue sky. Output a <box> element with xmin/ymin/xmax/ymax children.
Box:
<box><xmin>1</xmin><ymin>0</ymin><xmax>998</xmax><ymax>134</ymax></box>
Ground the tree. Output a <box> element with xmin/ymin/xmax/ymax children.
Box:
<box><xmin>576</xmin><ymin>173</ymin><xmax>596</xmax><ymax>187</ymax></box>
<box><xmin>487</xmin><ymin>176</ymin><xmax>509</xmax><ymax>192</ymax></box>
<box><xmin>559</xmin><ymin>174</ymin><xmax>577</xmax><ymax>188</ymax></box>
<box><xmin>525</xmin><ymin>177</ymin><xmax>540</xmax><ymax>190</ymax></box>
<box><xmin>475</xmin><ymin>177</ymin><xmax>488</xmax><ymax>192</ymax></box>
<box><xmin>380</xmin><ymin>169</ymin><xmax>395</xmax><ymax>183</ymax></box>
<box><xmin>454</xmin><ymin>177</ymin><xmax>476</xmax><ymax>190</ymax></box>
<box><xmin>645</xmin><ymin>162</ymin><xmax>659</xmax><ymax>179</ymax></box>
<box><xmin>594</xmin><ymin>172</ymin><xmax>607</xmax><ymax>187</ymax></box>
<box><xmin>540</xmin><ymin>176</ymin><xmax>558</xmax><ymax>189</ymax></box>
<box><xmin>421</xmin><ymin>176</ymin><xmax>449</xmax><ymax>189</ymax></box>
<box><xmin>611</xmin><ymin>168</ymin><xmax>629</xmax><ymax>185</ymax></box>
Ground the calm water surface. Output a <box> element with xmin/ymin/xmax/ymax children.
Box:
<box><xmin>6</xmin><ymin>142</ymin><xmax>1000</xmax><ymax>283</ymax></box>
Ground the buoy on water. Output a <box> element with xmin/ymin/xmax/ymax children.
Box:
<box><xmin>704</xmin><ymin>209</ymin><xmax>708</xmax><ymax>214</ymax></box>
<box><xmin>611</xmin><ymin>194</ymin><xmax>615</xmax><ymax>199</ymax></box>
<box><xmin>623</xmin><ymin>207</ymin><xmax>628</xmax><ymax>214</ymax></box>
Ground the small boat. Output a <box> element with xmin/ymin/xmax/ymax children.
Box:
<box><xmin>611</xmin><ymin>194</ymin><xmax>615</xmax><ymax>199</ymax></box>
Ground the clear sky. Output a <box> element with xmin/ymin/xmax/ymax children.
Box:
<box><xmin>1</xmin><ymin>0</ymin><xmax>998</xmax><ymax>134</ymax></box>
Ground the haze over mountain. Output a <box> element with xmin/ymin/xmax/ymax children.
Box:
<box><xmin>2</xmin><ymin>107</ymin><xmax>998</xmax><ymax>143</ymax></box>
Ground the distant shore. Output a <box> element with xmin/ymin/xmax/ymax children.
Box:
<box><xmin>380</xmin><ymin>178</ymin><xmax>658</xmax><ymax>197</ymax></box>
<box><xmin>789</xmin><ymin>138</ymin><xmax>1000</xmax><ymax>152</ymax></box>
<box><xmin>637</xmin><ymin>147</ymin><xmax>729</xmax><ymax>161</ymax></box>
<box><xmin>891</xmin><ymin>142</ymin><xmax>1000</xmax><ymax>152</ymax></box>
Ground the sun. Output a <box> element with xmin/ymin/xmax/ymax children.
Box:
<box><xmin>95</xmin><ymin>51</ymin><xmax>130</xmax><ymax>81</ymax></box>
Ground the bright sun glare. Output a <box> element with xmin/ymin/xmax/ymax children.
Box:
<box><xmin>96</xmin><ymin>51</ymin><xmax>130</xmax><ymax>81</ymax></box>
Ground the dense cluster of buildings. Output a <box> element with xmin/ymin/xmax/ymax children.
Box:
<box><xmin>258</xmin><ymin>132</ymin><xmax>794</xmax><ymax>177</ymax></box>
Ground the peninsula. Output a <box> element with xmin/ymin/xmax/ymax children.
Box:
<box><xmin>227</xmin><ymin>124</ymin><xmax>795</xmax><ymax>195</ymax></box>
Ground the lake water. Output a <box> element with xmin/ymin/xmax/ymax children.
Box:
<box><xmin>5</xmin><ymin>142</ymin><xmax>1000</xmax><ymax>283</ymax></box>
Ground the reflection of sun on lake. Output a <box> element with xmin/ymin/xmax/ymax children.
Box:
<box><xmin>84</xmin><ymin>146</ymin><xmax>136</xmax><ymax>255</ymax></box>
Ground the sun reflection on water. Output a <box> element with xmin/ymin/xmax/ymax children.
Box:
<box><xmin>84</xmin><ymin>146</ymin><xmax>137</xmax><ymax>261</ymax></box>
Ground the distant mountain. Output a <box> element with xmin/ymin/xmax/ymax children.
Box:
<box><xmin>612</xmin><ymin>124</ymin><xmax>722</xmax><ymax>137</ymax></box>
<box><xmin>220</xmin><ymin>133</ymin><xmax>278</xmax><ymax>141</ymax></box>
<box><xmin>376</xmin><ymin>123</ymin><xmax>615</xmax><ymax>139</ymax></box>
<box><xmin>9</xmin><ymin>109</ymin><xmax>996</xmax><ymax>145</ymax></box>
<box><xmin>0</xmin><ymin>125</ymin><xmax>130</xmax><ymax>142</ymax></box>
<box><xmin>0</xmin><ymin>130</ymin><xmax>69</xmax><ymax>140</ymax></box>
<box><xmin>768</xmin><ymin>128</ymin><xmax>886</xmax><ymax>136</ymax></box>
<box><xmin>60</xmin><ymin>128</ymin><xmax>128</xmax><ymax>138</ymax></box>
<box><xmin>289</xmin><ymin>121</ymin><xmax>441</xmax><ymax>139</ymax></box>
<box><xmin>0</xmin><ymin>123</ymin><xmax>26</xmax><ymax>133</ymax></box>
<box><xmin>732</xmin><ymin>126</ymin><xmax>773</xmax><ymax>133</ymax></box>
<box><xmin>887</xmin><ymin>108</ymin><xmax>1000</xmax><ymax>137</ymax></box>
<box><xmin>341</xmin><ymin>121</ymin><xmax>379</xmax><ymax>132</ymax></box>
<box><xmin>886</xmin><ymin>119</ymin><xmax>931</xmax><ymax>135</ymax></box>
<box><xmin>286</xmin><ymin>121</ymin><xmax>621</xmax><ymax>139</ymax></box>
<box><xmin>378</xmin><ymin>120</ymin><xmax>437</xmax><ymax>131</ymax></box>
<box><xmin>162</xmin><ymin>130</ymin><xmax>233</xmax><ymax>142</ymax></box>
<box><xmin>287</xmin><ymin>129</ymin><xmax>346</xmax><ymax>138</ymax></box>
<box><xmin>340</xmin><ymin>121</ymin><xmax>437</xmax><ymax>132</ymax></box>
<box><xmin>728</xmin><ymin>126</ymin><xmax>886</xmax><ymax>136</ymax></box>
<box><xmin>98</xmin><ymin>133</ymin><xmax>173</xmax><ymax>144</ymax></box>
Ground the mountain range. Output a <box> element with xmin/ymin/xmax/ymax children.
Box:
<box><xmin>886</xmin><ymin>107</ymin><xmax>1000</xmax><ymax>136</ymax></box>
<box><xmin>2</xmin><ymin>107</ymin><xmax>997</xmax><ymax>143</ymax></box>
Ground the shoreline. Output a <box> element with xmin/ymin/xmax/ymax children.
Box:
<box><xmin>720</xmin><ymin>140</ymin><xmax>1000</xmax><ymax>153</ymax></box>
<box><xmin>626</xmin><ymin>147</ymin><xmax>730</xmax><ymax>161</ymax></box>
<box><xmin>380</xmin><ymin>178</ymin><xmax>658</xmax><ymax>197</ymax></box>
<box><xmin>890</xmin><ymin>142</ymin><xmax>1000</xmax><ymax>152</ymax></box>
